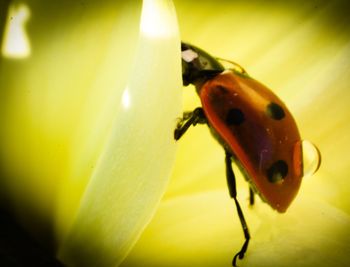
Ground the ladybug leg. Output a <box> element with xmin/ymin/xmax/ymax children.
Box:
<box><xmin>225</xmin><ymin>150</ymin><xmax>250</xmax><ymax>267</ymax></box>
<box><xmin>249</xmin><ymin>187</ymin><xmax>255</xmax><ymax>206</ymax></box>
<box><xmin>174</xmin><ymin>107</ymin><xmax>206</xmax><ymax>140</ymax></box>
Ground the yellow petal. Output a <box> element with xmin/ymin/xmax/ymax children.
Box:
<box><xmin>1</xmin><ymin>0</ymin><xmax>181</xmax><ymax>266</ymax></box>
<box><xmin>59</xmin><ymin>1</ymin><xmax>181</xmax><ymax>265</ymax></box>
<box><xmin>122</xmin><ymin>192</ymin><xmax>350</xmax><ymax>267</ymax></box>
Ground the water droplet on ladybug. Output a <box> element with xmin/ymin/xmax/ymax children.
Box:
<box><xmin>301</xmin><ymin>140</ymin><xmax>321</xmax><ymax>177</ymax></box>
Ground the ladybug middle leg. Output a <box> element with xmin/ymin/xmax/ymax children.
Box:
<box><xmin>225</xmin><ymin>150</ymin><xmax>250</xmax><ymax>267</ymax></box>
<box><xmin>174</xmin><ymin>107</ymin><xmax>207</xmax><ymax>140</ymax></box>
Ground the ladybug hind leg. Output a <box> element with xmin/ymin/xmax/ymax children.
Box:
<box><xmin>174</xmin><ymin>107</ymin><xmax>207</xmax><ymax>140</ymax></box>
<box><xmin>249</xmin><ymin>187</ymin><xmax>255</xmax><ymax>206</ymax></box>
<box><xmin>225</xmin><ymin>150</ymin><xmax>251</xmax><ymax>267</ymax></box>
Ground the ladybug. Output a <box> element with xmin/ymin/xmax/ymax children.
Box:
<box><xmin>174</xmin><ymin>42</ymin><xmax>320</xmax><ymax>266</ymax></box>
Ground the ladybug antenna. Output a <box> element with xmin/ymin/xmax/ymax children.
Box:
<box><xmin>216</xmin><ymin>57</ymin><xmax>247</xmax><ymax>74</ymax></box>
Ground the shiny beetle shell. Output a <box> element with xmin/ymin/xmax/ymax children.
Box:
<box><xmin>198</xmin><ymin>70</ymin><xmax>302</xmax><ymax>212</ymax></box>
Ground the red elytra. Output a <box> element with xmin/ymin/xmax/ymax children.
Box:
<box><xmin>198</xmin><ymin>70</ymin><xmax>303</xmax><ymax>212</ymax></box>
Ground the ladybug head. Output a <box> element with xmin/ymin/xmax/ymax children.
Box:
<box><xmin>181</xmin><ymin>42</ymin><xmax>225</xmax><ymax>86</ymax></box>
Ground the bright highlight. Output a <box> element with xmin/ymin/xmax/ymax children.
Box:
<box><xmin>140</xmin><ymin>0</ymin><xmax>177</xmax><ymax>38</ymax></box>
<box><xmin>1</xmin><ymin>3</ymin><xmax>31</xmax><ymax>58</ymax></box>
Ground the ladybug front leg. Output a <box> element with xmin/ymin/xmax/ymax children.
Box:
<box><xmin>225</xmin><ymin>150</ymin><xmax>251</xmax><ymax>267</ymax></box>
<box><xmin>174</xmin><ymin>107</ymin><xmax>207</xmax><ymax>140</ymax></box>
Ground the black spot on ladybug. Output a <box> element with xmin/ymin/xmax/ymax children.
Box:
<box><xmin>266</xmin><ymin>102</ymin><xmax>285</xmax><ymax>120</ymax></box>
<box><xmin>267</xmin><ymin>160</ymin><xmax>288</xmax><ymax>183</ymax></box>
<box><xmin>226</xmin><ymin>108</ymin><xmax>245</xmax><ymax>125</ymax></box>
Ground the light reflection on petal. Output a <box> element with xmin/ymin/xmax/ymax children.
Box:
<box><xmin>141</xmin><ymin>0</ymin><xmax>178</xmax><ymax>38</ymax></box>
<box><xmin>1</xmin><ymin>2</ymin><xmax>31</xmax><ymax>58</ymax></box>
<box><xmin>121</xmin><ymin>87</ymin><xmax>131</xmax><ymax>110</ymax></box>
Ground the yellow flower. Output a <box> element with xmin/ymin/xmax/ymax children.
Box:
<box><xmin>121</xmin><ymin>1</ymin><xmax>350</xmax><ymax>267</ymax></box>
<box><xmin>1</xmin><ymin>0</ymin><xmax>350</xmax><ymax>267</ymax></box>
<box><xmin>1</xmin><ymin>0</ymin><xmax>180</xmax><ymax>266</ymax></box>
